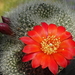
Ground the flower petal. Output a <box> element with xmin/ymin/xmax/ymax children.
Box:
<box><xmin>58</xmin><ymin>48</ymin><xmax>75</xmax><ymax>56</ymax></box>
<box><xmin>66</xmin><ymin>48</ymin><xmax>75</xmax><ymax>56</ymax></box>
<box><xmin>53</xmin><ymin>53</ymin><xmax>67</xmax><ymax>68</ymax></box>
<box><xmin>48</xmin><ymin>55</ymin><xmax>58</xmax><ymax>75</ymax></box>
<box><xmin>31</xmin><ymin>52</ymin><xmax>44</xmax><ymax>68</ymax></box>
<box><xmin>48</xmin><ymin>24</ymin><xmax>57</xmax><ymax>35</ymax></box>
<box><xmin>67</xmin><ymin>60</ymin><xmax>70</xmax><ymax>65</ymax></box>
<box><xmin>28</xmin><ymin>30</ymin><xmax>42</xmax><ymax>43</ymax></box>
<box><xmin>33</xmin><ymin>25</ymin><xmax>46</xmax><ymax>38</ymax></box>
<box><xmin>41</xmin><ymin>22</ymin><xmax>48</xmax><ymax>36</ymax></box>
<box><xmin>22</xmin><ymin>45</ymin><xmax>41</xmax><ymax>53</ymax></box>
<box><xmin>22</xmin><ymin>52</ymin><xmax>38</xmax><ymax>62</ymax></box>
<box><xmin>58</xmin><ymin>31</ymin><xmax>72</xmax><ymax>41</ymax></box>
<box><xmin>56</xmin><ymin>26</ymin><xmax>66</xmax><ymax>36</ymax></box>
<box><xmin>60</xmin><ymin>39</ymin><xmax>75</xmax><ymax>48</ymax></box>
<box><xmin>41</xmin><ymin>54</ymin><xmax>48</xmax><ymax>68</ymax></box>
<box><xmin>19</xmin><ymin>36</ymin><xmax>40</xmax><ymax>46</ymax></box>
<box><xmin>58</xmin><ymin>50</ymin><xmax>73</xmax><ymax>59</ymax></box>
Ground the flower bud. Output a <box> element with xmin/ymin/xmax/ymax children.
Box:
<box><xmin>0</xmin><ymin>23</ymin><xmax>14</xmax><ymax>35</ymax></box>
<box><xmin>1</xmin><ymin>16</ymin><xmax>10</xmax><ymax>24</ymax></box>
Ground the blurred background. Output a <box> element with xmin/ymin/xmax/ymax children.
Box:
<box><xmin>0</xmin><ymin>0</ymin><xmax>26</xmax><ymax>17</ymax></box>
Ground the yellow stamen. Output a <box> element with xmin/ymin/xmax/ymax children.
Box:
<box><xmin>41</xmin><ymin>35</ymin><xmax>61</xmax><ymax>55</ymax></box>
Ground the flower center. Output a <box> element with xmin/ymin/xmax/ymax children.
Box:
<box><xmin>40</xmin><ymin>35</ymin><xmax>61</xmax><ymax>55</ymax></box>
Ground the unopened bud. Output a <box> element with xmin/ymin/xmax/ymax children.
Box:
<box><xmin>0</xmin><ymin>23</ymin><xmax>14</xmax><ymax>35</ymax></box>
<box><xmin>1</xmin><ymin>16</ymin><xmax>10</xmax><ymax>24</ymax></box>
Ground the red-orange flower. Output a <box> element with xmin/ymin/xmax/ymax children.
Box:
<box><xmin>20</xmin><ymin>22</ymin><xmax>75</xmax><ymax>75</ymax></box>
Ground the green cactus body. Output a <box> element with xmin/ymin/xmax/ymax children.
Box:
<box><xmin>0</xmin><ymin>0</ymin><xmax>75</xmax><ymax>75</ymax></box>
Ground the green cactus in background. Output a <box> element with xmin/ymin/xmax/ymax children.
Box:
<box><xmin>0</xmin><ymin>0</ymin><xmax>75</xmax><ymax>75</ymax></box>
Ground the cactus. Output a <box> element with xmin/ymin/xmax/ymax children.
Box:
<box><xmin>0</xmin><ymin>0</ymin><xmax>75</xmax><ymax>75</ymax></box>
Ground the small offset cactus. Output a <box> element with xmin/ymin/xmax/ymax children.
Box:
<box><xmin>0</xmin><ymin>0</ymin><xmax>75</xmax><ymax>75</ymax></box>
